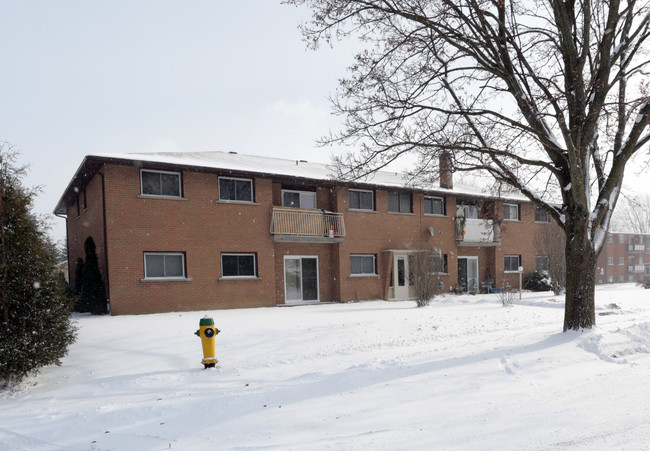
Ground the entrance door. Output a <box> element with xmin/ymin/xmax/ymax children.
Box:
<box><xmin>393</xmin><ymin>254</ymin><xmax>410</xmax><ymax>299</ymax></box>
<box><xmin>284</xmin><ymin>257</ymin><xmax>319</xmax><ymax>303</ymax></box>
<box><xmin>457</xmin><ymin>257</ymin><xmax>478</xmax><ymax>292</ymax></box>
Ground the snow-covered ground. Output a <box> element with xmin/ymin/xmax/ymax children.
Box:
<box><xmin>2</xmin><ymin>284</ymin><xmax>650</xmax><ymax>450</ymax></box>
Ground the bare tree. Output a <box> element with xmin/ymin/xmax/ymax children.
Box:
<box><xmin>290</xmin><ymin>0</ymin><xmax>650</xmax><ymax>330</ymax></box>
<box><xmin>612</xmin><ymin>193</ymin><xmax>650</xmax><ymax>234</ymax></box>
<box><xmin>409</xmin><ymin>249</ymin><xmax>444</xmax><ymax>307</ymax></box>
<box><xmin>534</xmin><ymin>226</ymin><xmax>566</xmax><ymax>295</ymax></box>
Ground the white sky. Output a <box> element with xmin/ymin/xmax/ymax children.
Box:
<box><xmin>1</xmin><ymin>1</ymin><xmax>648</xmax><ymax>243</ymax></box>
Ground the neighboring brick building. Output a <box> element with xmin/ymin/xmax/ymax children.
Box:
<box><xmin>596</xmin><ymin>232</ymin><xmax>650</xmax><ymax>285</ymax></box>
<box><xmin>55</xmin><ymin>151</ymin><xmax>562</xmax><ymax>315</ymax></box>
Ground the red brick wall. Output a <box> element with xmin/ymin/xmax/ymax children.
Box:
<box><xmin>101</xmin><ymin>164</ymin><xmax>277</xmax><ymax>314</ymax></box>
<box><xmin>66</xmin><ymin>161</ymin><xmax>569</xmax><ymax>314</ymax></box>
<box><xmin>66</xmin><ymin>172</ymin><xmax>107</xmax><ymax>288</ymax></box>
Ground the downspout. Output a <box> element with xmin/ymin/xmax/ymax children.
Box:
<box><xmin>54</xmin><ymin>211</ymin><xmax>70</xmax><ymax>283</ymax></box>
<box><xmin>98</xmin><ymin>171</ymin><xmax>111</xmax><ymax>313</ymax></box>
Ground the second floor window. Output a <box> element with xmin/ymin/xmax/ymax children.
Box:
<box><xmin>503</xmin><ymin>203</ymin><xmax>520</xmax><ymax>221</ymax></box>
<box><xmin>219</xmin><ymin>177</ymin><xmax>253</xmax><ymax>202</ymax></box>
<box><xmin>141</xmin><ymin>170</ymin><xmax>181</xmax><ymax>197</ymax></box>
<box><xmin>535</xmin><ymin>207</ymin><xmax>550</xmax><ymax>223</ymax></box>
<box><xmin>388</xmin><ymin>191</ymin><xmax>412</xmax><ymax>213</ymax></box>
<box><xmin>282</xmin><ymin>189</ymin><xmax>316</xmax><ymax>209</ymax></box>
<box><xmin>349</xmin><ymin>189</ymin><xmax>374</xmax><ymax>210</ymax></box>
<box><xmin>424</xmin><ymin>196</ymin><xmax>445</xmax><ymax>215</ymax></box>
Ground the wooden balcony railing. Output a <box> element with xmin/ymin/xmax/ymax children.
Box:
<box><xmin>270</xmin><ymin>207</ymin><xmax>345</xmax><ymax>241</ymax></box>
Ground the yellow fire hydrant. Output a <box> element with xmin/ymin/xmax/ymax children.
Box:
<box><xmin>194</xmin><ymin>316</ymin><xmax>220</xmax><ymax>368</ymax></box>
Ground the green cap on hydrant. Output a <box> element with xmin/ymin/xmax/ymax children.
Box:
<box><xmin>199</xmin><ymin>316</ymin><xmax>214</xmax><ymax>326</ymax></box>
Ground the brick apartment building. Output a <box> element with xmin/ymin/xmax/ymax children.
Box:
<box><xmin>596</xmin><ymin>232</ymin><xmax>650</xmax><ymax>285</ymax></box>
<box><xmin>55</xmin><ymin>151</ymin><xmax>563</xmax><ymax>315</ymax></box>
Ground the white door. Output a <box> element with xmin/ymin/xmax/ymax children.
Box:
<box><xmin>284</xmin><ymin>256</ymin><xmax>319</xmax><ymax>303</ymax></box>
<box><xmin>393</xmin><ymin>254</ymin><xmax>410</xmax><ymax>299</ymax></box>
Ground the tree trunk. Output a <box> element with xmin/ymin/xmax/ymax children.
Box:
<box><xmin>563</xmin><ymin>221</ymin><xmax>597</xmax><ymax>331</ymax></box>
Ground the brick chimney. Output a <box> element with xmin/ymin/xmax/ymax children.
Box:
<box><xmin>439</xmin><ymin>151</ymin><xmax>453</xmax><ymax>189</ymax></box>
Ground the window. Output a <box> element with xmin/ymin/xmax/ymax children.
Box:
<box><xmin>629</xmin><ymin>256</ymin><xmax>635</xmax><ymax>265</ymax></box>
<box><xmin>535</xmin><ymin>207</ymin><xmax>550</xmax><ymax>223</ymax></box>
<box><xmin>504</xmin><ymin>255</ymin><xmax>521</xmax><ymax>272</ymax></box>
<box><xmin>608</xmin><ymin>276</ymin><xmax>614</xmax><ymax>283</ymax></box>
<box><xmin>607</xmin><ymin>235</ymin><xmax>614</xmax><ymax>243</ymax></box>
<box><xmin>427</xmin><ymin>253</ymin><xmax>448</xmax><ymax>274</ymax></box>
<box><xmin>424</xmin><ymin>196</ymin><xmax>445</xmax><ymax>215</ymax></box>
<box><xmin>350</xmin><ymin>254</ymin><xmax>377</xmax><ymax>276</ymax></box>
<box><xmin>646</xmin><ymin>266</ymin><xmax>650</xmax><ymax>276</ymax></box>
<box><xmin>282</xmin><ymin>189</ymin><xmax>316</xmax><ymax>209</ymax></box>
<box><xmin>219</xmin><ymin>177</ymin><xmax>253</xmax><ymax>202</ymax></box>
<box><xmin>503</xmin><ymin>203</ymin><xmax>520</xmax><ymax>221</ymax></box>
<box><xmin>144</xmin><ymin>252</ymin><xmax>185</xmax><ymax>279</ymax></box>
<box><xmin>348</xmin><ymin>189</ymin><xmax>374</xmax><ymax>211</ymax></box>
<box><xmin>388</xmin><ymin>191</ymin><xmax>412</xmax><ymax>213</ymax></box>
<box><xmin>141</xmin><ymin>170</ymin><xmax>182</xmax><ymax>197</ymax></box>
<box><xmin>535</xmin><ymin>255</ymin><xmax>550</xmax><ymax>273</ymax></box>
<box><xmin>457</xmin><ymin>203</ymin><xmax>478</xmax><ymax>219</ymax></box>
<box><xmin>618</xmin><ymin>257</ymin><xmax>624</xmax><ymax>265</ymax></box>
<box><xmin>221</xmin><ymin>253</ymin><xmax>257</xmax><ymax>278</ymax></box>
<box><xmin>607</xmin><ymin>257</ymin><xmax>614</xmax><ymax>265</ymax></box>
<box><xmin>618</xmin><ymin>234</ymin><xmax>626</xmax><ymax>244</ymax></box>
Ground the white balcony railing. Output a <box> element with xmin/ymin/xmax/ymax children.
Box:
<box><xmin>628</xmin><ymin>244</ymin><xmax>646</xmax><ymax>251</ymax></box>
<box><xmin>456</xmin><ymin>218</ymin><xmax>501</xmax><ymax>245</ymax></box>
<box><xmin>270</xmin><ymin>207</ymin><xmax>345</xmax><ymax>239</ymax></box>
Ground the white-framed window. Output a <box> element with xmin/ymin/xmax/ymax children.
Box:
<box><xmin>388</xmin><ymin>191</ymin><xmax>412</xmax><ymax>213</ymax></box>
<box><xmin>598</xmin><ymin>279</ymin><xmax>603</xmax><ymax>284</ymax></box>
<box><xmin>504</xmin><ymin>255</ymin><xmax>521</xmax><ymax>272</ymax></box>
<box><xmin>607</xmin><ymin>257</ymin><xmax>614</xmax><ymax>265</ymax></box>
<box><xmin>503</xmin><ymin>203</ymin><xmax>520</xmax><ymax>221</ymax></box>
<box><xmin>618</xmin><ymin>257</ymin><xmax>624</xmax><ymax>265</ymax></box>
<box><xmin>221</xmin><ymin>253</ymin><xmax>257</xmax><ymax>278</ymax></box>
<box><xmin>219</xmin><ymin>177</ymin><xmax>254</xmax><ymax>202</ymax></box>
<box><xmin>607</xmin><ymin>235</ymin><xmax>614</xmax><ymax>243</ymax></box>
<box><xmin>144</xmin><ymin>252</ymin><xmax>186</xmax><ymax>279</ymax></box>
<box><xmin>608</xmin><ymin>276</ymin><xmax>614</xmax><ymax>283</ymax></box>
<box><xmin>629</xmin><ymin>256</ymin><xmax>636</xmax><ymax>265</ymax></box>
<box><xmin>600</xmin><ymin>267</ymin><xmax>604</xmax><ymax>275</ymax></box>
<box><xmin>535</xmin><ymin>207</ymin><xmax>550</xmax><ymax>223</ymax></box>
<box><xmin>348</xmin><ymin>189</ymin><xmax>374</xmax><ymax>211</ymax></box>
<box><xmin>628</xmin><ymin>275</ymin><xmax>635</xmax><ymax>282</ymax></box>
<box><xmin>535</xmin><ymin>255</ymin><xmax>550</xmax><ymax>273</ymax></box>
<box><xmin>282</xmin><ymin>189</ymin><xmax>316</xmax><ymax>209</ymax></box>
<box><xmin>141</xmin><ymin>169</ymin><xmax>182</xmax><ymax>197</ymax></box>
<box><xmin>350</xmin><ymin>254</ymin><xmax>377</xmax><ymax>276</ymax></box>
<box><xmin>427</xmin><ymin>253</ymin><xmax>448</xmax><ymax>274</ymax></box>
<box><xmin>424</xmin><ymin>196</ymin><xmax>445</xmax><ymax>215</ymax></box>
<box><xmin>618</xmin><ymin>234</ymin><xmax>626</xmax><ymax>244</ymax></box>
<box><xmin>457</xmin><ymin>203</ymin><xmax>478</xmax><ymax>219</ymax></box>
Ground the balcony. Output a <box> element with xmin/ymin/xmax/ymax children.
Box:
<box><xmin>270</xmin><ymin>207</ymin><xmax>345</xmax><ymax>243</ymax></box>
<box><xmin>628</xmin><ymin>244</ymin><xmax>646</xmax><ymax>252</ymax></box>
<box><xmin>455</xmin><ymin>218</ymin><xmax>501</xmax><ymax>247</ymax></box>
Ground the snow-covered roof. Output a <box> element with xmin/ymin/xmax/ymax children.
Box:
<box><xmin>54</xmin><ymin>150</ymin><xmax>526</xmax><ymax>214</ymax></box>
